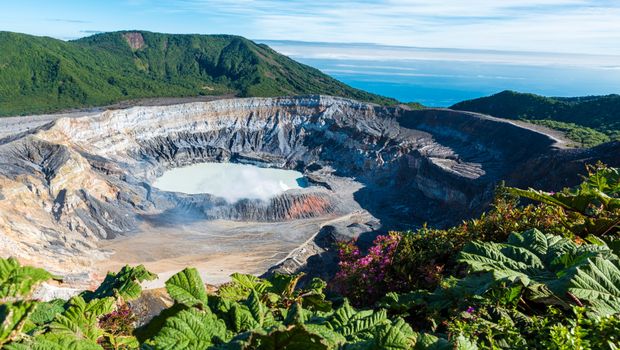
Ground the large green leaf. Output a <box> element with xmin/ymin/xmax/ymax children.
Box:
<box><xmin>327</xmin><ymin>299</ymin><xmax>357</xmax><ymax>331</ymax></box>
<box><xmin>453</xmin><ymin>335</ymin><xmax>479</xmax><ymax>350</ymax></box>
<box><xmin>245</xmin><ymin>290</ymin><xmax>266</xmax><ymax>327</ymax></box>
<box><xmin>133</xmin><ymin>303</ymin><xmax>189</xmax><ymax>343</ymax></box>
<box><xmin>507</xmin><ymin>167</ymin><xmax>620</xmax><ymax>236</ymax></box>
<box><xmin>101</xmin><ymin>334</ymin><xmax>139</xmax><ymax>350</ymax></box>
<box><xmin>340</xmin><ymin>318</ymin><xmax>439</xmax><ymax>350</ymax></box>
<box><xmin>372</xmin><ymin>318</ymin><xmax>416</xmax><ymax>350</ymax></box>
<box><xmin>458</xmin><ymin>229</ymin><xmax>601</xmax><ymax>290</ymax></box>
<box><xmin>458</xmin><ymin>229</ymin><xmax>620</xmax><ymax>314</ymax></box>
<box><xmin>218</xmin><ymin>273</ymin><xmax>272</xmax><ymax>301</ymax></box>
<box><xmin>340</xmin><ymin>309</ymin><xmax>389</xmax><ymax>338</ymax></box>
<box><xmin>217</xmin><ymin>282</ymin><xmax>250</xmax><ymax>302</ymax></box>
<box><xmin>165</xmin><ymin>268</ymin><xmax>209</xmax><ymax>307</ymax></box>
<box><xmin>568</xmin><ymin>256</ymin><xmax>620</xmax><ymax>315</ymax></box>
<box><xmin>416</xmin><ymin>332</ymin><xmax>453</xmax><ymax>350</ymax></box>
<box><xmin>508</xmin><ymin>167</ymin><xmax>620</xmax><ymax>214</ymax></box>
<box><xmin>327</xmin><ymin>300</ymin><xmax>390</xmax><ymax>340</ymax></box>
<box><xmin>0</xmin><ymin>301</ymin><xmax>37</xmax><ymax>345</ymax></box>
<box><xmin>267</xmin><ymin>273</ymin><xmax>302</xmax><ymax>298</ymax></box>
<box><xmin>283</xmin><ymin>302</ymin><xmax>306</xmax><ymax>326</ymax></box>
<box><xmin>304</xmin><ymin>324</ymin><xmax>347</xmax><ymax>348</ymax></box>
<box><xmin>3</xmin><ymin>333</ymin><xmax>102</xmax><ymax>350</ymax></box>
<box><xmin>230</xmin><ymin>304</ymin><xmax>260</xmax><ymax>332</ymax></box>
<box><xmin>49</xmin><ymin>296</ymin><xmax>114</xmax><ymax>342</ymax></box>
<box><xmin>508</xmin><ymin>187</ymin><xmax>574</xmax><ymax>211</ymax></box>
<box><xmin>225</xmin><ymin>325</ymin><xmax>331</xmax><ymax>350</ymax></box>
<box><xmin>301</xmin><ymin>278</ymin><xmax>332</xmax><ymax>312</ymax></box>
<box><xmin>231</xmin><ymin>273</ymin><xmax>271</xmax><ymax>293</ymax></box>
<box><xmin>242</xmin><ymin>290</ymin><xmax>279</xmax><ymax>329</ymax></box>
<box><xmin>151</xmin><ymin>308</ymin><xmax>229</xmax><ymax>350</ymax></box>
<box><xmin>584</xmin><ymin>167</ymin><xmax>620</xmax><ymax>195</ymax></box>
<box><xmin>29</xmin><ymin>299</ymin><xmax>66</xmax><ymax>325</ymax></box>
<box><xmin>81</xmin><ymin>265</ymin><xmax>156</xmax><ymax>302</ymax></box>
<box><xmin>0</xmin><ymin>257</ymin><xmax>52</xmax><ymax>301</ymax></box>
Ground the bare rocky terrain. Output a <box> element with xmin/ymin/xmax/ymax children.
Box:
<box><xmin>1</xmin><ymin>95</ymin><xmax>618</xmax><ymax>289</ymax></box>
<box><xmin>0</xmin><ymin>95</ymin><xmax>234</xmax><ymax>139</ymax></box>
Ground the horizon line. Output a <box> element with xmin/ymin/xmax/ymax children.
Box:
<box><xmin>4</xmin><ymin>29</ymin><xmax>619</xmax><ymax>59</ymax></box>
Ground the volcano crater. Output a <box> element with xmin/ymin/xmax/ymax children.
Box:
<box><xmin>1</xmin><ymin>95</ymin><xmax>613</xmax><ymax>287</ymax></box>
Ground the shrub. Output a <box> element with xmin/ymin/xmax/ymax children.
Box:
<box><xmin>448</xmin><ymin>306</ymin><xmax>620</xmax><ymax>349</ymax></box>
<box><xmin>98</xmin><ymin>303</ymin><xmax>137</xmax><ymax>348</ymax></box>
<box><xmin>390</xmin><ymin>165</ymin><xmax>619</xmax><ymax>293</ymax></box>
<box><xmin>508</xmin><ymin>164</ymin><xmax>620</xmax><ymax>239</ymax></box>
<box><xmin>331</xmin><ymin>233</ymin><xmax>401</xmax><ymax>306</ymax></box>
<box><xmin>382</xmin><ymin>229</ymin><xmax>620</xmax><ymax>348</ymax></box>
<box><xmin>391</xmin><ymin>189</ymin><xmax>567</xmax><ymax>292</ymax></box>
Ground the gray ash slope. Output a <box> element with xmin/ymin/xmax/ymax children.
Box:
<box><xmin>0</xmin><ymin>95</ymin><xmax>618</xmax><ymax>279</ymax></box>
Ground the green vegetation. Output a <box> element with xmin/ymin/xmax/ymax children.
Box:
<box><xmin>1</xmin><ymin>165</ymin><xmax>618</xmax><ymax>349</ymax></box>
<box><xmin>527</xmin><ymin>120</ymin><xmax>610</xmax><ymax>147</ymax></box>
<box><xmin>451</xmin><ymin>90</ymin><xmax>620</xmax><ymax>147</ymax></box>
<box><xmin>336</xmin><ymin>164</ymin><xmax>620</xmax><ymax>348</ymax></box>
<box><xmin>403</xmin><ymin>102</ymin><xmax>425</xmax><ymax>110</ymax></box>
<box><xmin>1</xmin><ymin>262</ymin><xmax>450</xmax><ymax>349</ymax></box>
<box><xmin>0</xmin><ymin>31</ymin><xmax>396</xmax><ymax>116</ymax></box>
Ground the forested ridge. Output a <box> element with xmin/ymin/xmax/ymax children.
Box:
<box><xmin>0</xmin><ymin>31</ymin><xmax>395</xmax><ymax>116</ymax></box>
<box><xmin>452</xmin><ymin>90</ymin><xmax>620</xmax><ymax>147</ymax></box>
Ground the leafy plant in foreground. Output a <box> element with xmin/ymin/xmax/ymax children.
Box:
<box><xmin>0</xmin><ymin>257</ymin><xmax>53</xmax><ymax>301</ymax></box>
<box><xmin>507</xmin><ymin>165</ymin><xmax>620</xmax><ymax>238</ymax></box>
<box><xmin>2</xmin><ymin>264</ymin><xmax>155</xmax><ymax>349</ymax></box>
<box><xmin>384</xmin><ymin>229</ymin><xmax>620</xmax><ymax>315</ymax></box>
<box><xmin>380</xmin><ymin>228</ymin><xmax>620</xmax><ymax>348</ymax></box>
<box><xmin>0</xmin><ymin>258</ymin><xmax>55</xmax><ymax>346</ymax></box>
<box><xmin>140</xmin><ymin>267</ymin><xmax>453</xmax><ymax>349</ymax></box>
<box><xmin>458</xmin><ymin>228</ymin><xmax>620</xmax><ymax>315</ymax></box>
<box><xmin>82</xmin><ymin>265</ymin><xmax>156</xmax><ymax>302</ymax></box>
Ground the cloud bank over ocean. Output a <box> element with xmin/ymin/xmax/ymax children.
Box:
<box><xmin>259</xmin><ymin>40</ymin><xmax>620</xmax><ymax>106</ymax></box>
<box><xmin>260</xmin><ymin>40</ymin><xmax>620</xmax><ymax>69</ymax></box>
<box><xmin>2</xmin><ymin>1</ymin><xmax>620</xmax><ymax>55</ymax></box>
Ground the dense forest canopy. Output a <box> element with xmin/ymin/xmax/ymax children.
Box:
<box><xmin>0</xmin><ymin>31</ymin><xmax>395</xmax><ymax>116</ymax></box>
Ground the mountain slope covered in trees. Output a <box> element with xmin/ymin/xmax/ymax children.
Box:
<box><xmin>0</xmin><ymin>31</ymin><xmax>395</xmax><ymax>116</ymax></box>
<box><xmin>451</xmin><ymin>90</ymin><xmax>620</xmax><ymax>146</ymax></box>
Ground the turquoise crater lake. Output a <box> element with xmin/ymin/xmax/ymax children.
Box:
<box><xmin>153</xmin><ymin>163</ymin><xmax>307</xmax><ymax>202</ymax></box>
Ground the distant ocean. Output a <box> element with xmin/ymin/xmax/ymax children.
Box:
<box><xmin>260</xmin><ymin>40</ymin><xmax>620</xmax><ymax>107</ymax></box>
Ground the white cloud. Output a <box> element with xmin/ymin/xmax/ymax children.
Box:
<box><xmin>260</xmin><ymin>40</ymin><xmax>620</xmax><ymax>68</ymax></box>
<box><xmin>174</xmin><ymin>0</ymin><xmax>620</xmax><ymax>55</ymax></box>
<box><xmin>4</xmin><ymin>0</ymin><xmax>619</xmax><ymax>55</ymax></box>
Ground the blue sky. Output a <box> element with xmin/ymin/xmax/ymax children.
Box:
<box><xmin>2</xmin><ymin>0</ymin><xmax>620</xmax><ymax>55</ymax></box>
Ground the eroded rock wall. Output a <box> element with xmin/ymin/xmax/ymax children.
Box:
<box><xmin>1</xmin><ymin>95</ymin><xmax>617</xmax><ymax>278</ymax></box>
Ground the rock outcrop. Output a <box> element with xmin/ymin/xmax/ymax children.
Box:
<box><xmin>0</xmin><ymin>96</ymin><xmax>618</xmax><ymax>281</ymax></box>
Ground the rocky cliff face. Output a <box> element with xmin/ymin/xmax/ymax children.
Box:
<box><xmin>0</xmin><ymin>96</ymin><xmax>617</xmax><ymax>281</ymax></box>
